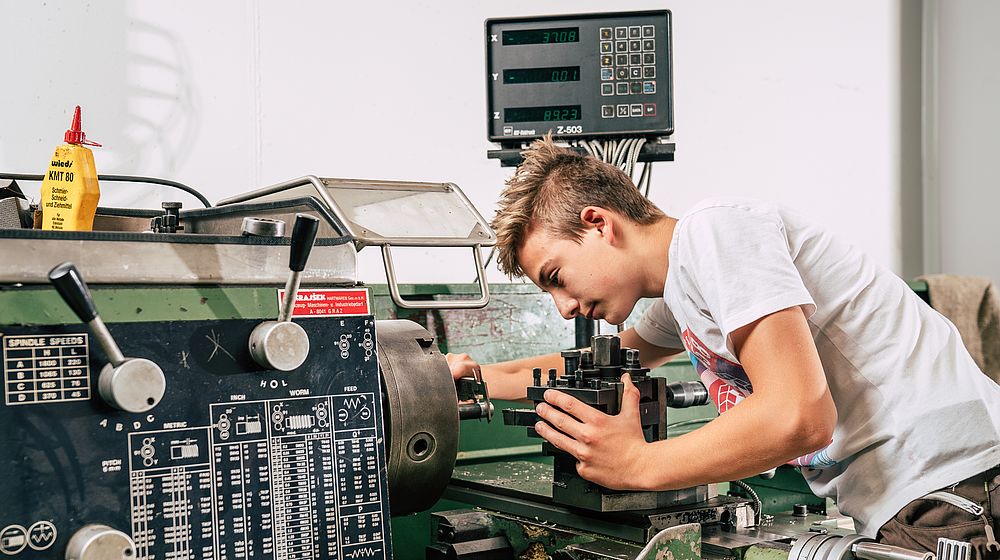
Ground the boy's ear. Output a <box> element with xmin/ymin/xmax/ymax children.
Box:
<box><xmin>580</xmin><ymin>206</ymin><xmax>617</xmax><ymax>243</ymax></box>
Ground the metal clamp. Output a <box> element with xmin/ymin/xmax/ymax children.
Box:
<box><xmin>382</xmin><ymin>243</ymin><xmax>490</xmax><ymax>309</ymax></box>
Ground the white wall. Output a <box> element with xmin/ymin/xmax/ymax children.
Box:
<box><xmin>0</xmin><ymin>1</ymin><xmax>919</xmax><ymax>286</ymax></box>
<box><xmin>925</xmin><ymin>0</ymin><xmax>1000</xmax><ymax>284</ymax></box>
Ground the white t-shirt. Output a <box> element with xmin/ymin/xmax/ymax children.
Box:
<box><xmin>634</xmin><ymin>197</ymin><xmax>1000</xmax><ymax>536</ymax></box>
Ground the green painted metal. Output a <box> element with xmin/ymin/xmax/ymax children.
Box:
<box><xmin>456</xmin><ymin>444</ymin><xmax>542</xmax><ymax>462</ymax></box>
<box><xmin>636</xmin><ymin>523</ymin><xmax>702</xmax><ymax>560</ymax></box>
<box><xmin>745</xmin><ymin>542</ymin><xmax>794</xmax><ymax>560</ymax></box>
<box><xmin>489</xmin><ymin>513</ymin><xmax>598</xmax><ymax>556</ymax></box>
<box><xmin>907</xmin><ymin>280</ymin><xmax>928</xmax><ymax>292</ymax></box>
<box><xmin>0</xmin><ymin>285</ymin><xmax>279</xmax><ymax>324</ymax></box>
<box><xmin>390</xmin><ymin>498</ymin><xmax>470</xmax><ymax>555</ymax></box>
<box><xmin>739</xmin><ymin>467</ymin><xmax>825</xmax><ymax>515</ymax></box>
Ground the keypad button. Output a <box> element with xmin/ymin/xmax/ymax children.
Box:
<box><xmin>630</xmin><ymin>67</ymin><xmax>642</xmax><ymax>79</ymax></box>
<box><xmin>643</xmin><ymin>39</ymin><xmax>655</xmax><ymax>51</ymax></box>
<box><xmin>630</xmin><ymin>81</ymin><xmax>642</xmax><ymax>95</ymax></box>
<box><xmin>601</xmin><ymin>41</ymin><xmax>613</xmax><ymax>53</ymax></box>
<box><xmin>616</xmin><ymin>54</ymin><xmax>629</xmax><ymax>66</ymax></box>
<box><xmin>644</xmin><ymin>102</ymin><xmax>656</xmax><ymax>116</ymax></box>
<box><xmin>643</xmin><ymin>66</ymin><xmax>656</xmax><ymax>79</ymax></box>
<box><xmin>630</xmin><ymin>103</ymin><xmax>643</xmax><ymax>117</ymax></box>
<box><xmin>629</xmin><ymin>26</ymin><xmax>641</xmax><ymax>38</ymax></box>
<box><xmin>602</xmin><ymin>104</ymin><xmax>615</xmax><ymax>118</ymax></box>
<box><xmin>600</xmin><ymin>27</ymin><xmax>613</xmax><ymax>40</ymax></box>
<box><xmin>643</xmin><ymin>53</ymin><xmax>656</xmax><ymax>65</ymax></box>
<box><xmin>642</xmin><ymin>26</ymin><xmax>655</xmax><ymax>38</ymax></box>
<box><xmin>617</xmin><ymin>104</ymin><xmax>630</xmax><ymax>117</ymax></box>
<box><xmin>629</xmin><ymin>40</ymin><xmax>642</xmax><ymax>52</ymax></box>
<box><xmin>643</xmin><ymin>81</ymin><xmax>656</xmax><ymax>94</ymax></box>
<box><xmin>616</xmin><ymin>40</ymin><xmax>628</xmax><ymax>53</ymax></box>
<box><xmin>616</xmin><ymin>67</ymin><xmax>629</xmax><ymax>80</ymax></box>
<box><xmin>601</xmin><ymin>68</ymin><xmax>614</xmax><ymax>81</ymax></box>
<box><xmin>615</xmin><ymin>27</ymin><xmax>627</xmax><ymax>39</ymax></box>
<box><xmin>616</xmin><ymin>82</ymin><xmax>629</xmax><ymax>95</ymax></box>
<box><xmin>630</xmin><ymin>53</ymin><xmax>642</xmax><ymax>66</ymax></box>
<box><xmin>601</xmin><ymin>83</ymin><xmax>614</xmax><ymax>96</ymax></box>
<box><xmin>601</xmin><ymin>55</ymin><xmax>613</xmax><ymax>67</ymax></box>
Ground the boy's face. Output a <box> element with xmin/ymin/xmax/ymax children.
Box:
<box><xmin>518</xmin><ymin>224</ymin><xmax>641</xmax><ymax>325</ymax></box>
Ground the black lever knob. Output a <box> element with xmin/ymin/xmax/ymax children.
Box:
<box><xmin>288</xmin><ymin>214</ymin><xmax>320</xmax><ymax>272</ymax></box>
<box><xmin>48</xmin><ymin>262</ymin><xmax>98</xmax><ymax>323</ymax></box>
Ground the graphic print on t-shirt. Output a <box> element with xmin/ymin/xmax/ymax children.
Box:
<box><xmin>682</xmin><ymin>328</ymin><xmax>752</xmax><ymax>398</ymax></box>
<box><xmin>682</xmin><ymin>328</ymin><xmax>837</xmax><ymax>469</ymax></box>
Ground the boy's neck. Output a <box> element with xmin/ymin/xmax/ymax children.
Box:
<box><xmin>633</xmin><ymin>216</ymin><xmax>677</xmax><ymax>298</ymax></box>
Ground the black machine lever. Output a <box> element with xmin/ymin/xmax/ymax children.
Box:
<box><xmin>49</xmin><ymin>262</ymin><xmax>124</xmax><ymax>366</ymax></box>
<box><xmin>289</xmin><ymin>213</ymin><xmax>319</xmax><ymax>272</ymax></box>
<box><xmin>250</xmin><ymin>214</ymin><xmax>320</xmax><ymax>371</ymax></box>
<box><xmin>49</xmin><ymin>262</ymin><xmax>100</xmax><ymax>324</ymax></box>
<box><xmin>278</xmin><ymin>214</ymin><xmax>320</xmax><ymax>322</ymax></box>
<box><xmin>47</xmin><ymin>262</ymin><xmax>166</xmax><ymax>413</ymax></box>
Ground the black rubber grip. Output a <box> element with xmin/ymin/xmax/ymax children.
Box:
<box><xmin>288</xmin><ymin>214</ymin><xmax>320</xmax><ymax>272</ymax></box>
<box><xmin>48</xmin><ymin>262</ymin><xmax>98</xmax><ymax>322</ymax></box>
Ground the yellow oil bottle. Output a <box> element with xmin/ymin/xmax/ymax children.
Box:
<box><xmin>40</xmin><ymin>106</ymin><xmax>102</xmax><ymax>230</ymax></box>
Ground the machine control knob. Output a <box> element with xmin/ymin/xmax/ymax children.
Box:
<box><xmin>98</xmin><ymin>358</ymin><xmax>167</xmax><ymax>413</ymax></box>
<box><xmin>250</xmin><ymin>321</ymin><xmax>311</xmax><ymax>372</ymax></box>
<box><xmin>249</xmin><ymin>214</ymin><xmax>319</xmax><ymax>372</ymax></box>
<box><xmin>49</xmin><ymin>262</ymin><xmax>166</xmax><ymax>413</ymax></box>
<box><xmin>65</xmin><ymin>524</ymin><xmax>136</xmax><ymax>560</ymax></box>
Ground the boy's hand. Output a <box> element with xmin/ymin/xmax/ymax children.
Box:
<box><xmin>445</xmin><ymin>353</ymin><xmax>481</xmax><ymax>382</ymax></box>
<box><xmin>533</xmin><ymin>373</ymin><xmax>652</xmax><ymax>491</ymax></box>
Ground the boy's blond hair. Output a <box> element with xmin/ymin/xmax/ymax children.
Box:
<box><xmin>490</xmin><ymin>134</ymin><xmax>665</xmax><ymax>278</ymax></box>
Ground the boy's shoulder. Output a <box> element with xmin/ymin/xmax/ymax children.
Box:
<box><xmin>679</xmin><ymin>197</ymin><xmax>782</xmax><ymax>227</ymax></box>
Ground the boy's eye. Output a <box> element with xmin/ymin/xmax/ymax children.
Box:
<box><xmin>549</xmin><ymin>271</ymin><xmax>560</xmax><ymax>286</ymax></box>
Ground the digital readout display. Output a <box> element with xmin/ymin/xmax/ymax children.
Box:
<box><xmin>504</xmin><ymin>105</ymin><xmax>582</xmax><ymax>123</ymax></box>
<box><xmin>502</xmin><ymin>27</ymin><xmax>580</xmax><ymax>45</ymax></box>
<box><xmin>503</xmin><ymin>66</ymin><xmax>580</xmax><ymax>84</ymax></box>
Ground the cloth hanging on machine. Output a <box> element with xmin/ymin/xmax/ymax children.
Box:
<box><xmin>917</xmin><ymin>274</ymin><xmax>1000</xmax><ymax>385</ymax></box>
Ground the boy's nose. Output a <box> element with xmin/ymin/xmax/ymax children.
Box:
<box><xmin>553</xmin><ymin>293</ymin><xmax>579</xmax><ymax>320</ymax></box>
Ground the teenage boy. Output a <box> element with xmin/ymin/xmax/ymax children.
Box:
<box><xmin>447</xmin><ymin>136</ymin><xmax>1000</xmax><ymax>557</ymax></box>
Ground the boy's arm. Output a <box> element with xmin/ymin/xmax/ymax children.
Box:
<box><xmin>534</xmin><ymin>305</ymin><xmax>837</xmax><ymax>490</ymax></box>
<box><xmin>446</xmin><ymin>326</ymin><xmax>683</xmax><ymax>401</ymax></box>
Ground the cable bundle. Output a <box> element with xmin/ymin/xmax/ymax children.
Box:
<box><xmin>577</xmin><ymin>138</ymin><xmax>653</xmax><ymax>196</ymax></box>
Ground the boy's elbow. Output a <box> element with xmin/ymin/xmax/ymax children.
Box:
<box><xmin>784</xmin><ymin>398</ymin><xmax>837</xmax><ymax>457</ymax></box>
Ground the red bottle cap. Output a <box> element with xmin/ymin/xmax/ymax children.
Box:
<box><xmin>63</xmin><ymin>106</ymin><xmax>101</xmax><ymax>147</ymax></box>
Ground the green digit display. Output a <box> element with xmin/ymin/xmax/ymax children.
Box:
<box><xmin>504</xmin><ymin>105</ymin><xmax>582</xmax><ymax>123</ymax></box>
<box><xmin>503</xmin><ymin>66</ymin><xmax>581</xmax><ymax>84</ymax></box>
<box><xmin>502</xmin><ymin>27</ymin><xmax>580</xmax><ymax>45</ymax></box>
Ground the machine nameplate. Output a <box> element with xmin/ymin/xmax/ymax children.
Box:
<box><xmin>277</xmin><ymin>288</ymin><xmax>372</xmax><ymax>318</ymax></box>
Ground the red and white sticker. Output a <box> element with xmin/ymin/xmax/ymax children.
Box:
<box><xmin>276</xmin><ymin>288</ymin><xmax>371</xmax><ymax>318</ymax></box>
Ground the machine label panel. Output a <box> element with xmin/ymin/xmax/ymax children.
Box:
<box><xmin>277</xmin><ymin>288</ymin><xmax>371</xmax><ymax>318</ymax></box>
<box><xmin>0</xmin><ymin>317</ymin><xmax>391</xmax><ymax>560</ymax></box>
<box><xmin>2</xmin><ymin>333</ymin><xmax>91</xmax><ymax>406</ymax></box>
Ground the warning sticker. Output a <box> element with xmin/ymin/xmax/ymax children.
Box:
<box><xmin>277</xmin><ymin>288</ymin><xmax>371</xmax><ymax>318</ymax></box>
